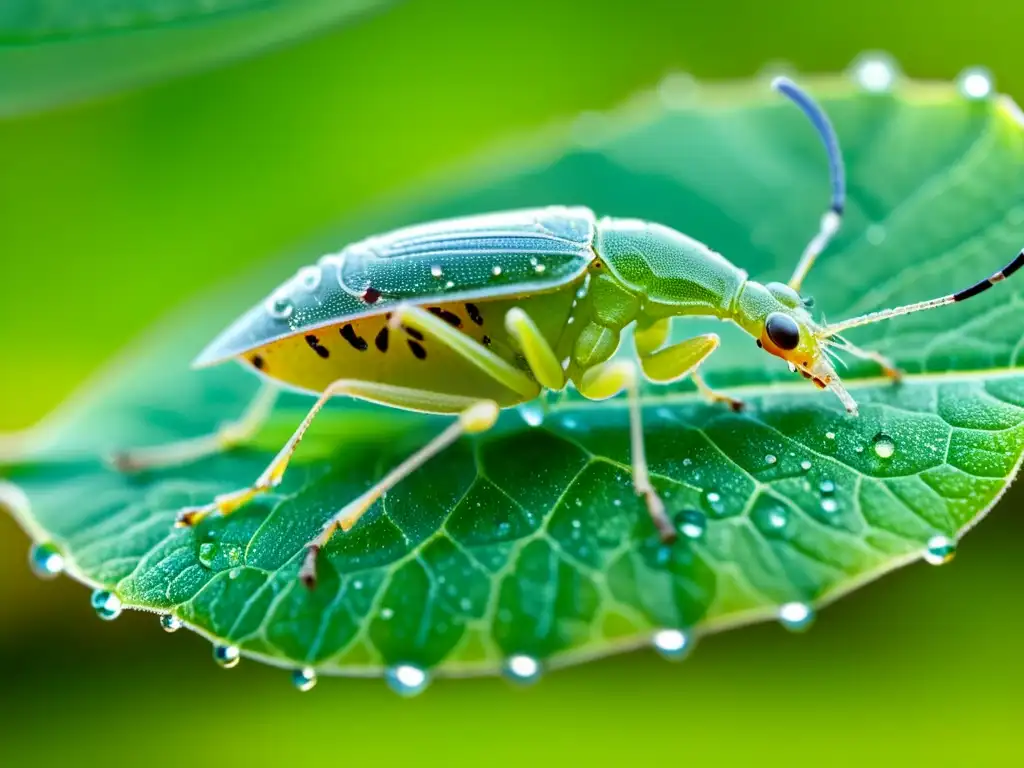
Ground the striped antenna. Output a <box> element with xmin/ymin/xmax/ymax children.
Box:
<box><xmin>818</xmin><ymin>248</ymin><xmax>1024</xmax><ymax>337</ymax></box>
<box><xmin>772</xmin><ymin>77</ymin><xmax>847</xmax><ymax>291</ymax></box>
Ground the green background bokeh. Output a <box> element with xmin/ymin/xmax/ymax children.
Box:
<box><xmin>1</xmin><ymin>1</ymin><xmax>1022</xmax><ymax>764</ymax></box>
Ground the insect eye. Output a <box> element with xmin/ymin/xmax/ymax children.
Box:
<box><xmin>765</xmin><ymin>312</ymin><xmax>801</xmax><ymax>350</ymax></box>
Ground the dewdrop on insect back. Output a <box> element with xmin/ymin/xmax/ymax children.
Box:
<box><xmin>110</xmin><ymin>78</ymin><xmax>1023</xmax><ymax>589</ymax></box>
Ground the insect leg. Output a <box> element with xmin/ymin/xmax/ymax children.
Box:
<box><xmin>389</xmin><ymin>305</ymin><xmax>541</xmax><ymax>398</ymax></box>
<box><xmin>504</xmin><ymin>307</ymin><xmax>565</xmax><ymax>389</ymax></box>
<box><xmin>691</xmin><ymin>373</ymin><xmax>745</xmax><ymax>412</ymax></box>
<box><xmin>577</xmin><ymin>361</ymin><xmax>675</xmax><ymax>542</ymax></box>
<box><xmin>110</xmin><ymin>384</ymin><xmax>279</xmax><ymax>473</ymax></box>
<box><xmin>634</xmin><ymin>328</ymin><xmax>743</xmax><ymax>411</ymax></box>
<box><xmin>174</xmin><ymin>381</ymin><xmax>484</xmax><ymax>528</ymax></box>
<box><xmin>300</xmin><ymin>397</ymin><xmax>500</xmax><ymax>588</ymax></box>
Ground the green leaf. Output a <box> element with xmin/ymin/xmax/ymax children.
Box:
<box><xmin>0</xmin><ymin>0</ymin><xmax>393</xmax><ymax>117</ymax></box>
<box><xmin>3</xmin><ymin>71</ymin><xmax>1024</xmax><ymax>683</ymax></box>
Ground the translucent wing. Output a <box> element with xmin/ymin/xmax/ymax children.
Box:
<box><xmin>194</xmin><ymin>206</ymin><xmax>596</xmax><ymax>367</ymax></box>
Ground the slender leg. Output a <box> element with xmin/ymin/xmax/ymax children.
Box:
<box><xmin>299</xmin><ymin>400</ymin><xmax>498</xmax><ymax>588</ymax></box>
<box><xmin>692</xmin><ymin>373</ymin><xmax>745</xmax><ymax>412</ymax></box>
<box><xmin>175</xmin><ymin>381</ymin><xmax>487</xmax><ymax>527</ymax></box>
<box><xmin>635</xmin><ymin>330</ymin><xmax>744</xmax><ymax>411</ymax></box>
<box><xmin>832</xmin><ymin>339</ymin><xmax>903</xmax><ymax>381</ymax></box>
<box><xmin>578</xmin><ymin>361</ymin><xmax>676</xmax><ymax>542</ymax></box>
<box><xmin>110</xmin><ymin>384</ymin><xmax>279</xmax><ymax>473</ymax></box>
<box><xmin>504</xmin><ymin>307</ymin><xmax>566</xmax><ymax>390</ymax></box>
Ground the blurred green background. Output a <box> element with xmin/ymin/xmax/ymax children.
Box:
<box><xmin>1</xmin><ymin>1</ymin><xmax>1022</xmax><ymax>765</ymax></box>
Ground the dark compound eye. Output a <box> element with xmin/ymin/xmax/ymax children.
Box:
<box><xmin>765</xmin><ymin>312</ymin><xmax>801</xmax><ymax>351</ymax></box>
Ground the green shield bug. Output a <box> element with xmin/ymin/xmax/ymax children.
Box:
<box><xmin>114</xmin><ymin>78</ymin><xmax>1024</xmax><ymax>589</ymax></box>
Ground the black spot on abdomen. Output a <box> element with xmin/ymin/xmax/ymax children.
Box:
<box><xmin>305</xmin><ymin>335</ymin><xmax>330</xmax><ymax>358</ymax></box>
<box><xmin>466</xmin><ymin>303</ymin><xmax>484</xmax><ymax>326</ymax></box>
<box><xmin>408</xmin><ymin>340</ymin><xmax>427</xmax><ymax>360</ymax></box>
<box><xmin>429</xmin><ymin>306</ymin><xmax>462</xmax><ymax>328</ymax></box>
<box><xmin>375</xmin><ymin>326</ymin><xmax>389</xmax><ymax>352</ymax></box>
<box><xmin>340</xmin><ymin>324</ymin><xmax>368</xmax><ymax>351</ymax></box>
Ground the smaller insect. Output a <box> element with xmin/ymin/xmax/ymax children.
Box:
<box><xmin>114</xmin><ymin>78</ymin><xmax>1024</xmax><ymax>589</ymax></box>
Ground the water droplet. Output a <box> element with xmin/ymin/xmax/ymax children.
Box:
<box><xmin>430</xmin><ymin>264</ymin><xmax>443</xmax><ymax>278</ymax></box>
<box><xmin>825</xmin><ymin>431</ymin><xmax>835</xmax><ymax>441</ymax></box>
<box><xmin>491</xmin><ymin>265</ymin><xmax>503</xmax><ymax>277</ymax></box>
<box><xmin>575</xmin><ymin>285</ymin><xmax>588</xmax><ymax>300</ymax></box>
<box><xmin>675</xmin><ymin>509</ymin><xmax>707</xmax><ymax>540</ymax></box>
<box><xmin>516</xmin><ymin>401</ymin><xmax>545</xmax><ymax>427</ymax></box>
<box><xmin>855</xmin><ymin>446</ymin><xmax>865</xmax><ymax>454</ymax></box>
<box><xmin>957</xmin><ymin>66</ymin><xmax>993</xmax><ymax>100</ymax></box>
<box><xmin>266</xmin><ymin>294</ymin><xmax>294</xmax><ymax>320</ymax></box>
<box><xmin>872</xmin><ymin>433</ymin><xmax>896</xmax><ymax>459</ymax></box>
<box><xmin>819</xmin><ymin>480</ymin><xmax>835</xmax><ymax>495</ymax></box>
<box><xmin>503</xmin><ymin>655</ymin><xmax>542</xmax><ymax>685</ymax></box>
<box><xmin>612</xmin><ymin>498</ymin><xmax>622</xmax><ymax>507</ymax></box>
<box><xmin>653</xmin><ymin>629</ymin><xmax>692</xmax><ymax>661</ymax></box>
<box><xmin>380</xmin><ymin>607</ymin><xmax>394</xmax><ymax>620</ymax></box>
<box><xmin>213</xmin><ymin>644</ymin><xmax>240</xmax><ymax>669</ymax></box>
<box><xmin>29</xmin><ymin>542</ymin><xmax>64</xmax><ymax>579</ymax></box>
<box><xmin>90</xmin><ymin>590</ymin><xmax>122</xmax><ymax>621</ymax></box>
<box><xmin>788</xmin><ymin>362</ymin><xmax>798</xmax><ymax>373</ymax></box>
<box><xmin>820</xmin><ymin>498</ymin><xmax>839</xmax><ymax>514</ymax></box>
<box><xmin>160</xmin><ymin>615</ymin><xmax>182</xmax><ymax>633</ymax></box>
<box><xmin>198</xmin><ymin>542</ymin><xmax>218</xmax><ymax>568</ymax></box>
<box><xmin>703</xmin><ymin>491</ymin><xmax>725</xmax><ymax>516</ymax></box>
<box><xmin>534</xmin><ymin>263</ymin><xmax>546</xmax><ymax>274</ymax></box>
<box><xmin>386</xmin><ymin>664</ymin><xmax>430</xmax><ymax>697</ymax></box>
<box><xmin>852</xmin><ymin>53</ymin><xmax>898</xmax><ymax>92</ymax></box>
<box><xmin>444</xmin><ymin>280</ymin><xmax>455</xmax><ymax>289</ymax></box>
<box><xmin>295</xmin><ymin>265</ymin><xmax>321</xmax><ymax>291</ymax></box>
<box><xmin>764</xmin><ymin>454</ymin><xmax>777</xmax><ymax>466</ymax></box>
<box><xmin>778</xmin><ymin>602</ymin><xmax>815</xmax><ymax>632</ymax></box>
<box><xmin>767</xmin><ymin>509</ymin><xmax>788</xmax><ymax>531</ymax></box>
<box><xmin>562</xmin><ymin>417</ymin><xmax>578</xmax><ymax>430</ymax></box>
<box><xmin>800</xmin><ymin>460</ymin><xmax>812</xmax><ymax>471</ymax></box>
<box><xmin>924</xmin><ymin>535</ymin><xmax>957</xmax><ymax>565</ymax></box>
<box><xmin>292</xmin><ymin>667</ymin><xmax>318</xmax><ymax>692</ymax></box>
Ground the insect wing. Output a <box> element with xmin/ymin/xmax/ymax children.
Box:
<box><xmin>193</xmin><ymin>206</ymin><xmax>596</xmax><ymax>367</ymax></box>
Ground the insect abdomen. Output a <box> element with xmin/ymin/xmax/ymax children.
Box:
<box><xmin>241</xmin><ymin>287</ymin><xmax>581</xmax><ymax>409</ymax></box>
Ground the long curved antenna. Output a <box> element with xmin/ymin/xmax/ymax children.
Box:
<box><xmin>772</xmin><ymin>77</ymin><xmax>847</xmax><ymax>291</ymax></box>
<box><xmin>819</xmin><ymin>248</ymin><xmax>1024</xmax><ymax>337</ymax></box>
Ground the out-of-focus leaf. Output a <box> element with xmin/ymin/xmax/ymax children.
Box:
<box><xmin>3</xmin><ymin>72</ymin><xmax>1024</xmax><ymax>685</ymax></box>
<box><xmin>0</xmin><ymin>0</ymin><xmax>393</xmax><ymax>117</ymax></box>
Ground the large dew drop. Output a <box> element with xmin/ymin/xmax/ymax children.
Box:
<box><xmin>29</xmin><ymin>542</ymin><xmax>64</xmax><ymax>579</ymax></box>
<box><xmin>872</xmin><ymin>433</ymin><xmax>896</xmax><ymax>459</ymax></box>
<box><xmin>652</xmin><ymin>629</ymin><xmax>693</xmax><ymax>661</ymax></box>
<box><xmin>852</xmin><ymin>52</ymin><xmax>898</xmax><ymax>93</ymax></box>
<box><xmin>386</xmin><ymin>665</ymin><xmax>431</xmax><ymax>697</ymax></box>
<box><xmin>266</xmin><ymin>294</ymin><xmax>294</xmax><ymax>320</ymax></box>
<box><xmin>778</xmin><ymin>602</ymin><xmax>815</xmax><ymax>632</ymax></box>
<box><xmin>517</xmin><ymin>401</ymin><xmax>545</xmax><ymax>427</ymax></box>
<box><xmin>675</xmin><ymin>509</ymin><xmax>707</xmax><ymax>540</ymax></box>
<box><xmin>924</xmin><ymin>535</ymin><xmax>957</xmax><ymax>566</ymax></box>
<box><xmin>160</xmin><ymin>615</ymin><xmax>182</xmax><ymax>633</ymax></box>
<box><xmin>957</xmin><ymin>67</ymin><xmax>994</xmax><ymax>100</ymax></box>
<box><xmin>90</xmin><ymin>590</ymin><xmax>122</xmax><ymax>621</ymax></box>
<box><xmin>502</xmin><ymin>655</ymin><xmax>542</xmax><ymax>686</ymax></box>
<box><xmin>213</xmin><ymin>644</ymin><xmax>240</xmax><ymax>669</ymax></box>
<box><xmin>292</xmin><ymin>667</ymin><xmax>318</xmax><ymax>692</ymax></box>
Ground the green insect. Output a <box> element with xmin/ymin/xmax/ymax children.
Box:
<box><xmin>115</xmin><ymin>78</ymin><xmax>1024</xmax><ymax>589</ymax></box>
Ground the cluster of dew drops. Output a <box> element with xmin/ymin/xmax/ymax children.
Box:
<box><xmin>22</xmin><ymin>54</ymin><xmax>992</xmax><ymax>693</ymax></box>
<box><xmin>24</xmin><ymin>426</ymin><xmax>958</xmax><ymax>697</ymax></box>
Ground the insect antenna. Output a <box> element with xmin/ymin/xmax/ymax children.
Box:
<box><xmin>772</xmin><ymin>77</ymin><xmax>846</xmax><ymax>292</ymax></box>
<box><xmin>818</xmin><ymin>248</ymin><xmax>1024</xmax><ymax>337</ymax></box>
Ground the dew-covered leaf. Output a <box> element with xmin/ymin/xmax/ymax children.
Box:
<box><xmin>3</xmin><ymin>71</ymin><xmax>1024</xmax><ymax>683</ymax></box>
<box><xmin>0</xmin><ymin>0</ymin><xmax>393</xmax><ymax>116</ymax></box>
